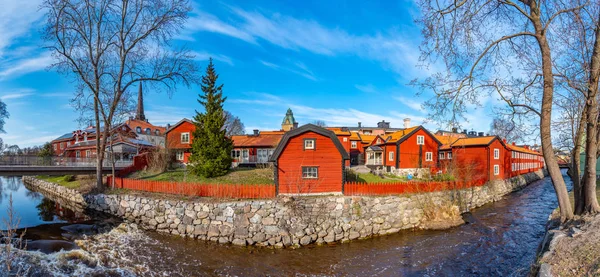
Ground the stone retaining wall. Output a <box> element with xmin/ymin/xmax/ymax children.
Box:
<box><xmin>77</xmin><ymin>170</ymin><xmax>545</xmax><ymax>248</ymax></box>
<box><xmin>22</xmin><ymin>176</ymin><xmax>87</xmax><ymax>209</ymax></box>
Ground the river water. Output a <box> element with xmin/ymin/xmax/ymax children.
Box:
<box><xmin>0</xmin><ymin>173</ymin><xmax>567</xmax><ymax>276</ymax></box>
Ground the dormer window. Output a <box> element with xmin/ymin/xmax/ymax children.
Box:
<box><xmin>304</xmin><ymin>139</ymin><xmax>315</xmax><ymax>150</ymax></box>
<box><xmin>136</xmin><ymin>127</ymin><xmax>142</xmax><ymax>133</ymax></box>
<box><xmin>145</xmin><ymin>128</ymin><xmax>151</xmax><ymax>134</ymax></box>
<box><xmin>155</xmin><ymin>129</ymin><xmax>160</xmax><ymax>135</ymax></box>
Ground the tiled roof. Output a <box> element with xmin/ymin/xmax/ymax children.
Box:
<box><xmin>385</xmin><ymin>126</ymin><xmax>419</xmax><ymax>143</ymax></box>
<box><xmin>359</xmin><ymin>134</ymin><xmax>377</xmax><ymax>143</ymax></box>
<box><xmin>349</xmin><ymin>132</ymin><xmax>361</xmax><ymax>141</ymax></box>
<box><xmin>326</xmin><ymin>127</ymin><xmax>351</xmax><ymax>136</ymax></box>
<box><xmin>506</xmin><ymin>144</ymin><xmax>542</xmax><ymax>155</ymax></box>
<box><xmin>126</xmin><ymin>119</ymin><xmax>166</xmax><ymax>135</ymax></box>
<box><xmin>451</xmin><ymin>136</ymin><xmax>497</xmax><ymax>147</ymax></box>
<box><xmin>258</xmin><ymin>130</ymin><xmax>286</xmax><ymax>135</ymax></box>
<box><xmin>231</xmin><ymin>133</ymin><xmax>283</xmax><ymax>148</ymax></box>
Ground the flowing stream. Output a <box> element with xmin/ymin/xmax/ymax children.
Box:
<box><xmin>0</xmin><ymin>173</ymin><xmax>567</xmax><ymax>276</ymax></box>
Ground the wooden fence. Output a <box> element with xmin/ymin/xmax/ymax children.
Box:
<box><xmin>344</xmin><ymin>179</ymin><xmax>487</xmax><ymax>196</ymax></box>
<box><xmin>108</xmin><ymin>176</ymin><xmax>276</xmax><ymax>199</ymax></box>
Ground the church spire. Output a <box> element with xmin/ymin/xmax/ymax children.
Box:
<box><xmin>135</xmin><ymin>82</ymin><xmax>146</xmax><ymax>121</ymax></box>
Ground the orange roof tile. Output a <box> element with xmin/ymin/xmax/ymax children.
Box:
<box><xmin>451</xmin><ymin>136</ymin><xmax>496</xmax><ymax>147</ymax></box>
<box><xmin>326</xmin><ymin>127</ymin><xmax>351</xmax><ymax>136</ymax></box>
<box><xmin>231</xmin><ymin>134</ymin><xmax>283</xmax><ymax>148</ymax></box>
<box><xmin>359</xmin><ymin>134</ymin><xmax>377</xmax><ymax>143</ymax></box>
<box><xmin>435</xmin><ymin>135</ymin><xmax>460</xmax><ymax>146</ymax></box>
<box><xmin>506</xmin><ymin>144</ymin><xmax>542</xmax><ymax>155</ymax></box>
<box><xmin>258</xmin><ymin>130</ymin><xmax>286</xmax><ymax>135</ymax></box>
<box><xmin>349</xmin><ymin>132</ymin><xmax>361</xmax><ymax>141</ymax></box>
<box><xmin>385</xmin><ymin>126</ymin><xmax>420</xmax><ymax>143</ymax></box>
<box><xmin>126</xmin><ymin>119</ymin><xmax>166</xmax><ymax>135</ymax></box>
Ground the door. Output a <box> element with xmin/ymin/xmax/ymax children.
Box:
<box><xmin>241</xmin><ymin>149</ymin><xmax>249</xmax><ymax>163</ymax></box>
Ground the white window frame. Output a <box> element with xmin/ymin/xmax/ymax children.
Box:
<box><xmin>86</xmin><ymin>150</ymin><xmax>91</xmax><ymax>157</ymax></box>
<box><xmin>439</xmin><ymin>152</ymin><xmax>445</xmax><ymax>160</ymax></box>
<box><xmin>76</xmin><ymin>151</ymin><xmax>81</xmax><ymax>158</ymax></box>
<box><xmin>343</xmin><ymin>137</ymin><xmax>348</xmax><ymax>142</ymax></box>
<box><xmin>494</xmin><ymin>148</ymin><xmax>500</xmax><ymax>159</ymax></box>
<box><xmin>447</xmin><ymin>152</ymin><xmax>452</xmax><ymax>159</ymax></box>
<box><xmin>181</xmin><ymin>132</ymin><xmax>190</xmax><ymax>144</ymax></box>
<box><xmin>304</xmin><ymin>139</ymin><xmax>315</xmax><ymax>150</ymax></box>
<box><xmin>417</xmin><ymin>135</ymin><xmax>425</xmax><ymax>145</ymax></box>
<box><xmin>425</xmin><ymin>152</ymin><xmax>433</xmax><ymax>161</ymax></box>
<box><xmin>53</xmin><ymin>144</ymin><xmax>57</xmax><ymax>150</ymax></box>
<box><xmin>176</xmin><ymin>151</ymin><xmax>184</xmax><ymax>161</ymax></box>
<box><xmin>389</xmin><ymin>151</ymin><xmax>394</xmax><ymax>161</ymax></box>
<box><xmin>351</xmin><ymin>141</ymin><xmax>357</xmax><ymax>149</ymax></box>
<box><xmin>302</xmin><ymin>167</ymin><xmax>318</xmax><ymax>179</ymax></box>
<box><xmin>494</xmin><ymin>165</ymin><xmax>500</xmax><ymax>175</ymax></box>
<box><xmin>231</xmin><ymin>150</ymin><xmax>240</xmax><ymax>159</ymax></box>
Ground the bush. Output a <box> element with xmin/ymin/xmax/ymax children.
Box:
<box><xmin>62</xmin><ymin>175</ymin><xmax>76</xmax><ymax>182</ymax></box>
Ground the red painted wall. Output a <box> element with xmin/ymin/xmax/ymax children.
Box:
<box><xmin>394</xmin><ymin>129</ymin><xmax>439</xmax><ymax>169</ymax></box>
<box><xmin>276</xmin><ymin>131</ymin><xmax>344</xmax><ymax>194</ymax></box>
<box><xmin>167</xmin><ymin>121</ymin><xmax>195</xmax><ymax>150</ymax></box>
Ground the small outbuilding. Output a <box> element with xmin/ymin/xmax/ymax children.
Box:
<box><xmin>270</xmin><ymin>124</ymin><xmax>350</xmax><ymax>195</ymax></box>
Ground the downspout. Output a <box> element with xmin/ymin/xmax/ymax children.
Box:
<box><xmin>274</xmin><ymin>160</ymin><xmax>279</xmax><ymax>195</ymax></box>
<box><xmin>487</xmin><ymin>146</ymin><xmax>490</xmax><ymax>181</ymax></box>
<box><xmin>396</xmin><ymin>143</ymin><xmax>400</xmax><ymax>169</ymax></box>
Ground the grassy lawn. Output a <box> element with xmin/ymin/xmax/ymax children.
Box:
<box><xmin>345</xmin><ymin>171</ymin><xmax>410</xmax><ymax>183</ymax></box>
<box><xmin>37</xmin><ymin>175</ymin><xmax>82</xmax><ymax>189</ymax></box>
<box><xmin>129</xmin><ymin>167</ymin><xmax>275</xmax><ymax>185</ymax></box>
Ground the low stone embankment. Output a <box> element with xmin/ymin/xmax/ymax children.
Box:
<box><xmin>22</xmin><ymin>176</ymin><xmax>87</xmax><ymax>210</ymax></box>
<box><xmin>23</xmin><ymin>170</ymin><xmax>545</xmax><ymax>248</ymax></box>
<box><xmin>82</xmin><ymin>170</ymin><xmax>544</xmax><ymax>247</ymax></box>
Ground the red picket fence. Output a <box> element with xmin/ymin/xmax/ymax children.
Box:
<box><xmin>108</xmin><ymin>176</ymin><xmax>276</xmax><ymax>199</ymax></box>
<box><xmin>116</xmin><ymin>153</ymin><xmax>149</xmax><ymax>177</ymax></box>
<box><xmin>344</xmin><ymin>179</ymin><xmax>487</xmax><ymax>196</ymax></box>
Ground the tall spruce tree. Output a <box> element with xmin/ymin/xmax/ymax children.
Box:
<box><xmin>189</xmin><ymin>59</ymin><xmax>233</xmax><ymax>177</ymax></box>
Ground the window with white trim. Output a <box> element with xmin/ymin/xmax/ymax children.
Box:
<box><xmin>417</xmin><ymin>135</ymin><xmax>425</xmax><ymax>145</ymax></box>
<box><xmin>351</xmin><ymin>141</ymin><xmax>357</xmax><ymax>149</ymax></box>
<box><xmin>304</xmin><ymin>139</ymin><xmax>315</xmax><ymax>150</ymax></box>
<box><xmin>181</xmin><ymin>133</ymin><xmax>190</xmax><ymax>144</ymax></box>
<box><xmin>302</xmin><ymin>167</ymin><xmax>318</xmax><ymax>179</ymax></box>
<box><xmin>447</xmin><ymin>152</ymin><xmax>452</xmax><ymax>159</ymax></box>
<box><xmin>176</xmin><ymin>151</ymin><xmax>184</xmax><ymax>161</ymax></box>
<box><xmin>231</xmin><ymin>150</ymin><xmax>240</xmax><ymax>159</ymax></box>
<box><xmin>439</xmin><ymin>153</ymin><xmax>445</xmax><ymax>160</ymax></box>
<box><xmin>494</xmin><ymin>148</ymin><xmax>500</xmax><ymax>159</ymax></box>
<box><xmin>86</xmin><ymin>150</ymin><xmax>91</xmax><ymax>157</ymax></box>
<box><xmin>343</xmin><ymin>137</ymin><xmax>348</xmax><ymax>142</ymax></box>
<box><xmin>76</xmin><ymin>151</ymin><xmax>81</xmax><ymax>158</ymax></box>
<box><xmin>425</xmin><ymin>152</ymin><xmax>433</xmax><ymax>161</ymax></box>
<box><xmin>53</xmin><ymin>144</ymin><xmax>57</xmax><ymax>150</ymax></box>
<box><xmin>389</xmin><ymin>151</ymin><xmax>394</xmax><ymax>161</ymax></box>
<box><xmin>494</xmin><ymin>165</ymin><xmax>500</xmax><ymax>175</ymax></box>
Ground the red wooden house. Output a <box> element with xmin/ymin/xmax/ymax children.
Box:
<box><xmin>165</xmin><ymin>118</ymin><xmax>195</xmax><ymax>163</ymax></box>
<box><xmin>446</xmin><ymin>136</ymin><xmax>508</xmax><ymax>182</ymax></box>
<box><xmin>231</xmin><ymin>130</ymin><xmax>284</xmax><ymax>166</ymax></box>
<box><xmin>270</xmin><ymin>124</ymin><xmax>349</xmax><ymax>195</ymax></box>
<box><xmin>326</xmin><ymin>127</ymin><xmax>352</xmax><ymax>166</ymax></box>
<box><xmin>506</xmin><ymin>142</ymin><xmax>544</xmax><ymax>177</ymax></box>
<box><xmin>364</xmin><ymin>126</ymin><xmax>442</xmax><ymax>175</ymax></box>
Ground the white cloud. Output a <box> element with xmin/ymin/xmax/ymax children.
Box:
<box><xmin>355</xmin><ymin>84</ymin><xmax>377</xmax><ymax>94</ymax></box>
<box><xmin>188</xmin><ymin>6</ymin><xmax>436</xmax><ymax>80</ymax></box>
<box><xmin>0</xmin><ymin>89</ymin><xmax>35</xmax><ymax>101</ymax></box>
<box><xmin>394</xmin><ymin>96</ymin><xmax>424</xmax><ymax>112</ymax></box>
<box><xmin>258</xmin><ymin>60</ymin><xmax>317</xmax><ymax>81</ymax></box>
<box><xmin>192</xmin><ymin>51</ymin><xmax>234</xmax><ymax>66</ymax></box>
<box><xmin>0</xmin><ymin>0</ymin><xmax>44</xmax><ymax>57</ymax></box>
<box><xmin>0</xmin><ymin>52</ymin><xmax>53</xmax><ymax>80</ymax></box>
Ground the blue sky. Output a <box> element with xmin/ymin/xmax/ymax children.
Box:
<box><xmin>0</xmin><ymin>0</ymin><xmax>498</xmax><ymax>147</ymax></box>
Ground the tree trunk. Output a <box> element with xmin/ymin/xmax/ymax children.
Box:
<box><xmin>531</xmin><ymin>3</ymin><xmax>574</xmax><ymax>220</ymax></box>
<box><xmin>572</xmin><ymin>104</ymin><xmax>587</xmax><ymax>214</ymax></box>
<box><xmin>581</xmin><ymin>17</ymin><xmax>600</xmax><ymax>214</ymax></box>
<box><xmin>94</xmin><ymin>98</ymin><xmax>104</xmax><ymax>189</ymax></box>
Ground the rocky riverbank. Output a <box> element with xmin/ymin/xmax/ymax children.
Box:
<box><xmin>23</xmin><ymin>170</ymin><xmax>545</xmax><ymax>248</ymax></box>
<box><xmin>534</xmin><ymin>213</ymin><xmax>600</xmax><ymax>276</ymax></box>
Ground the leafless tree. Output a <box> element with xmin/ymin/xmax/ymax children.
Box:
<box><xmin>311</xmin><ymin>120</ymin><xmax>327</xmax><ymax>127</ymax></box>
<box><xmin>223</xmin><ymin>110</ymin><xmax>245</xmax><ymax>136</ymax></box>
<box><xmin>411</xmin><ymin>0</ymin><xmax>598</xmax><ymax>220</ymax></box>
<box><xmin>489</xmin><ymin>117</ymin><xmax>523</xmax><ymax>143</ymax></box>
<box><xmin>43</xmin><ymin>0</ymin><xmax>200</xmax><ymax>189</ymax></box>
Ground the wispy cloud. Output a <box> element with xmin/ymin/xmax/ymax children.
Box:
<box><xmin>0</xmin><ymin>89</ymin><xmax>35</xmax><ymax>101</ymax></box>
<box><xmin>188</xmin><ymin>6</ymin><xmax>435</xmax><ymax>80</ymax></box>
<box><xmin>258</xmin><ymin>60</ymin><xmax>317</xmax><ymax>81</ymax></box>
<box><xmin>394</xmin><ymin>96</ymin><xmax>424</xmax><ymax>112</ymax></box>
<box><xmin>0</xmin><ymin>0</ymin><xmax>44</xmax><ymax>57</ymax></box>
<box><xmin>0</xmin><ymin>52</ymin><xmax>53</xmax><ymax>80</ymax></box>
<box><xmin>355</xmin><ymin>84</ymin><xmax>378</xmax><ymax>94</ymax></box>
<box><xmin>192</xmin><ymin>51</ymin><xmax>234</xmax><ymax>66</ymax></box>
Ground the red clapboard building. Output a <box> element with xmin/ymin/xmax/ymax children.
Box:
<box><xmin>364</xmin><ymin>126</ymin><xmax>441</xmax><ymax>174</ymax></box>
<box><xmin>326</xmin><ymin>127</ymin><xmax>352</xmax><ymax>167</ymax></box>
<box><xmin>506</xmin><ymin>142</ymin><xmax>545</xmax><ymax>177</ymax></box>
<box><xmin>270</xmin><ymin>124</ymin><xmax>349</xmax><ymax>194</ymax></box>
<box><xmin>230</xmin><ymin>130</ymin><xmax>284</xmax><ymax>166</ymax></box>
<box><xmin>165</xmin><ymin>119</ymin><xmax>195</xmax><ymax>163</ymax></box>
<box><xmin>444</xmin><ymin>136</ymin><xmax>508</xmax><ymax>182</ymax></box>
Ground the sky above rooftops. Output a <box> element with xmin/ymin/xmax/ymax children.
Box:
<box><xmin>0</xmin><ymin>0</ymin><xmax>503</xmax><ymax>147</ymax></box>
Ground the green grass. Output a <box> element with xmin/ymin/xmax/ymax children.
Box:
<box><xmin>346</xmin><ymin>171</ymin><xmax>409</xmax><ymax>183</ymax></box>
<box><xmin>37</xmin><ymin>175</ymin><xmax>81</xmax><ymax>189</ymax></box>
<box><xmin>129</xmin><ymin>167</ymin><xmax>275</xmax><ymax>185</ymax></box>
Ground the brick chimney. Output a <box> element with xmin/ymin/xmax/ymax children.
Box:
<box><xmin>358</xmin><ymin>122</ymin><xmax>362</xmax><ymax>128</ymax></box>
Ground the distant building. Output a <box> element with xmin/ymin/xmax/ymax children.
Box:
<box><xmin>281</xmin><ymin>108</ymin><xmax>298</xmax><ymax>131</ymax></box>
<box><xmin>165</xmin><ymin>118</ymin><xmax>195</xmax><ymax>163</ymax></box>
<box><xmin>125</xmin><ymin>83</ymin><xmax>166</xmax><ymax>147</ymax></box>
